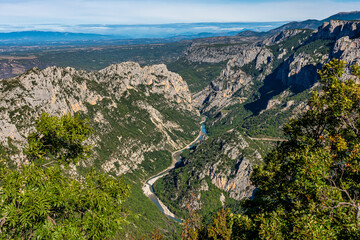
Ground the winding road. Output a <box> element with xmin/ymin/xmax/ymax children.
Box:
<box><xmin>142</xmin><ymin>124</ymin><xmax>206</xmax><ymax>222</ymax></box>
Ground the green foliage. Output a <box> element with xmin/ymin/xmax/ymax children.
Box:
<box><xmin>181</xmin><ymin>204</ymin><xmax>203</xmax><ymax>240</ymax></box>
<box><xmin>119</xmin><ymin>179</ymin><xmax>181</xmax><ymax>240</ymax></box>
<box><xmin>167</xmin><ymin>58</ymin><xmax>226</xmax><ymax>93</ymax></box>
<box><xmin>184</xmin><ymin>59</ymin><xmax>360</xmax><ymax>239</ymax></box>
<box><xmin>35</xmin><ymin>42</ymin><xmax>189</xmax><ymax>72</ymax></box>
<box><xmin>230</xmin><ymin>214</ymin><xmax>257</xmax><ymax>240</ymax></box>
<box><xmin>207</xmin><ymin>208</ymin><xmax>233</xmax><ymax>240</ymax></box>
<box><xmin>151</xmin><ymin>228</ymin><xmax>165</xmax><ymax>240</ymax></box>
<box><xmin>140</xmin><ymin>151</ymin><xmax>172</xmax><ymax>178</ymax></box>
<box><xmin>205</xmin><ymin>85</ymin><xmax>312</xmax><ymax>139</ymax></box>
<box><xmin>0</xmin><ymin>113</ymin><xmax>130</xmax><ymax>239</ymax></box>
<box><xmin>2</xmin><ymin>77</ymin><xmax>25</xmax><ymax>92</ymax></box>
<box><xmin>79</xmin><ymin>87</ymin><xmax>199</xmax><ymax>171</ymax></box>
<box><xmin>117</xmin><ymin>151</ymin><xmax>181</xmax><ymax>239</ymax></box>
<box><xmin>180</xmin><ymin>208</ymin><xmax>254</xmax><ymax>240</ymax></box>
<box><xmin>240</xmin><ymin>62</ymin><xmax>262</xmax><ymax>79</ymax></box>
<box><xmin>0</xmin><ymin>138</ymin><xmax>21</xmax><ymax>170</ymax></box>
<box><xmin>233</xmin><ymin>59</ymin><xmax>360</xmax><ymax>239</ymax></box>
<box><xmin>296</xmin><ymin>39</ymin><xmax>334</xmax><ymax>60</ymax></box>
<box><xmin>267</xmin><ymin>30</ymin><xmax>314</xmax><ymax>70</ymax></box>
<box><xmin>25</xmin><ymin>112</ymin><xmax>93</xmax><ymax>166</ymax></box>
<box><xmin>0</xmin><ymin>162</ymin><xmax>130</xmax><ymax>239</ymax></box>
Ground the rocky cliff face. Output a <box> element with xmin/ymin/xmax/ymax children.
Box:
<box><xmin>333</xmin><ymin>36</ymin><xmax>360</xmax><ymax>65</ymax></box>
<box><xmin>314</xmin><ymin>20</ymin><xmax>360</xmax><ymax>41</ymax></box>
<box><xmin>263</xmin><ymin>28</ymin><xmax>313</xmax><ymax>46</ymax></box>
<box><xmin>0</xmin><ymin>62</ymin><xmax>200</xmax><ymax>175</ymax></box>
<box><xmin>191</xmin><ymin>29</ymin><xmax>314</xmax><ymax>113</ymax></box>
<box><xmin>190</xmin><ymin>129</ymin><xmax>261</xmax><ymax>201</ymax></box>
<box><xmin>193</xmin><ymin>21</ymin><xmax>360</xmax><ymax>117</ymax></box>
<box><xmin>192</xmin><ymin>46</ymin><xmax>273</xmax><ymax>112</ymax></box>
<box><xmin>184</xmin><ymin>43</ymin><xmax>256</xmax><ymax>64</ymax></box>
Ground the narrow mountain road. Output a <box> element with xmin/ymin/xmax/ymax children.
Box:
<box><xmin>142</xmin><ymin>124</ymin><xmax>205</xmax><ymax>222</ymax></box>
<box><xmin>248</xmin><ymin>136</ymin><xmax>287</xmax><ymax>142</ymax></box>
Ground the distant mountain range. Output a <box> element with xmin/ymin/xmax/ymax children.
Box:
<box><xmin>270</xmin><ymin>11</ymin><xmax>360</xmax><ymax>33</ymax></box>
<box><xmin>0</xmin><ymin>22</ymin><xmax>286</xmax><ymax>45</ymax></box>
<box><xmin>0</xmin><ymin>31</ymin><xmax>118</xmax><ymax>44</ymax></box>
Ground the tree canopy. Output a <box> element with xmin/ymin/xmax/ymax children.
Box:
<box><xmin>243</xmin><ymin>59</ymin><xmax>360</xmax><ymax>239</ymax></box>
<box><xmin>0</xmin><ymin>113</ymin><xmax>130</xmax><ymax>239</ymax></box>
<box><xmin>25</xmin><ymin>112</ymin><xmax>93</xmax><ymax>166</ymax></box>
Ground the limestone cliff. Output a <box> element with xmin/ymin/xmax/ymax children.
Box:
<box><xmin>0</xmin><ymin>62</ymin><xmax>200</xmax><ymax>175</ymax></box>
<box><xmin>194</xmin><ymin>21</ymin><xmax>360</xmax><ymax>117</ymax></box>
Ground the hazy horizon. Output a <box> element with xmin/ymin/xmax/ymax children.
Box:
<box><xmin>0</xmin><ymin>0</ymin><xmax>359</xmax><ymax>26</ymax></box>
<box><xmin>0</xmin><ymin>21</ymin><xmax>289</xmax><ymax>39</ymax></box>
<box><xmin>1</xmin><ymin>0</ymin><xmax>360</xmax><ymax>39</ymax></box>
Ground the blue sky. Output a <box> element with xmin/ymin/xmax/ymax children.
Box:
<box><xmin>0</xmin><ymin>0</ymin><xmax>359</xmax><ymax>25</ymax></box>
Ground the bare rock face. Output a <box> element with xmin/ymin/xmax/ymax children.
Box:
<box><xmin>333</xmin><ymin>36</ymin><xmax>360</xmax><ymax>65</ymax></box>
<box><xmin>191</xmin><ymin>30</ymin><xmax>313</xmax><ymax>114</ymax></box>
<box><xmin>193</xmin><ymin>46</ymin><xmax>273</xmax><ymax>113</ymax></box>
<box><xmin>263</xmin><ymin>29</ymin><xmax>314</xmax><ymax>46</ymax></box>
<box><xmin>201</xmin><ymin>131</ymin><xmax>259</xmax><ymax>201</ymax></box>
<box><xmin>274</xmin><ymin>21</ymin><xmax>360</xmax><ymax>89</ymax></box>
<box><xmin>184</xmin><ymin>43</ymin><xmax>256</xmax><ymax>64</ymax></box>
<box><xmin>97</xmin><ymin>62</ymin><xmax>193</xmax><ymax>108</ymax></box>
<box><xmin>315</xmin><ymin>20</ymin><xmax>360</xmax><ymax>40</ymax></box>
<box><xmin>276</xmin><ymin>53</ymin><xmax>327</xmax><ymax>88</ymax></box>
<box><xmin>0</xmin><ymin>62</ymin><xmax>200</xmax><ymax>174</ymax></box>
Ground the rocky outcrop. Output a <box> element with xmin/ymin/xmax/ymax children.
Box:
<box><xmin>314</xmin><ymin>20</ymin><xmax>360</xmax><ymax>40</ymax></box>
<box><xmin>196</xmin><ymin>130</ymin><xmax>260</xmax><ymax>200</ymax></box>
<box><xmin>276</xmin><ymin>53</ymin><xmax>327</xmax><ymax>88</ymax></box>
<box><xmin>263</xmin><ymin>29</ymin><xmax>314</xmax><ymax>46</ymax></box>
<box><xmin>184</xmin><ymin>43</ymin><xmax>255</xmax><ymax>64</ymax></box>
<box><xmin>0</xmin><ymin>62</ymin><xmax>200</xmax><ymax>174</ymax></box>
<box><xmin>97</xmin><ymin>63</ymin><xmax>193</xmax><ymax>108</ymax></box>
<box><xmin>333</xmin><ymin>36</ymin><xmax>360</xmax><ymax>65</ymax></box>
<box><xmin>193</xmin><ymin>45</ymin><xmax>274</xmax><ymax>112</ymax></box>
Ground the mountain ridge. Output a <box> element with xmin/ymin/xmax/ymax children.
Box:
<box><xmin>0</xmin><ymin>62</ymin><xmax>200</xmax><ymax>176</ymax></box>
<box><xmin>270</xmin><ymin>10</ymin><xmax>360</xmax><ymax>33</ymax></box>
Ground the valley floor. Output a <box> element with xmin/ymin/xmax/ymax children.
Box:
<box><xmin>142</xmin><ymin>123</ymin><xmax>205</xmax><ymax>220</ymax></box>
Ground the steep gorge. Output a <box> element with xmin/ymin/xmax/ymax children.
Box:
<box><xmin>154</xmin><ymin>20</ymin><xmax>360</xmax><ymax>220</ymax></box>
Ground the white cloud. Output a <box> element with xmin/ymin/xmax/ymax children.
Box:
<box><xmin>0</xmin><ymin>0</ymin><xmax>359</xmax><ymax>25</ymax></box>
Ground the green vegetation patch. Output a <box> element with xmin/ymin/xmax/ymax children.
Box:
<box><xmin>167</xmin><ymin>58</ymin><xmax>227</xmax><ymax>93</ymax></box>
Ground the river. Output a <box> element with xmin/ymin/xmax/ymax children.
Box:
<box><xmin>142</xmin><ymin>124</ymin><xmax>206</xmax><ymax>223</ymax></box>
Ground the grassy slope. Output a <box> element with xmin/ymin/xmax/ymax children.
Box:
<box><xmin>167</xmin><ymin>58</ymin><xmax>226</xmax><ymax>93</ymax></box>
